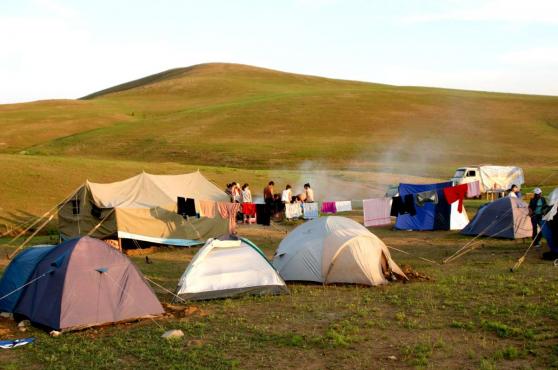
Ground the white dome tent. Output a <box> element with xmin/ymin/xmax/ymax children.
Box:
<box><xmin>175</xmin><ymin>237</ymin><xmax>289</xmax><ymax>300</ymax></box>
<box><xmin>272</xmin><ymin>216</ymin><xmax>407</xmax><ymax>286</ymax></box>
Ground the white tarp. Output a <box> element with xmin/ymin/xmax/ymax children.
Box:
<box><xmin>479</xmin><ymin>166</ymin><xmax>524</xmax><ymax>192</ymax></box>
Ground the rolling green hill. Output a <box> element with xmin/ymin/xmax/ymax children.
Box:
<box><xmin>1</xmin><ymin>63</ymin><xmax>558</xmax><ymax>222</ymax></box>
<box><xmin>1</xmin><ymin>63</ymin><xmax>556</xmax><ymax>174</ymax></box>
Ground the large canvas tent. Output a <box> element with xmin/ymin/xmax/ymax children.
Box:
<box><xmin>176</xmin><ymin>237</ymin><xmax>288</xmax><ymax>300</ymax></box>
<box><xmin>272</xmin><ymin>216</ymin><xmax>406</xmax><ymax>286</ymax></box>
<box><xmin>6</xmin><ymin>237</ymin><xmax>164</xmax><ymax>331</ymax></box>
<box><xmin>394</xmin><ymin>182</ymin><xmax>469</xmax><ymax>231</ymax></box>
<box><xmin>460</xmin><ymin>197</ymin><xmax>532</xmax><ymax>239</ymax></box>
<box><xmin>58</xmin><ymin>171</ymin><xmax>229</xmax><ymax>246</ymax></box>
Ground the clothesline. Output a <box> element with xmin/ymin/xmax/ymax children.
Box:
<box><xmin>180</xmin><ymin>181</ymin><xmax>479</xmax><ymax>229</ymax></box>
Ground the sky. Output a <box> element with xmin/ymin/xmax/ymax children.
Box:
<box><xmin>1</xmin><ymin>0</ymin><xmax>558</xmax><ymax>103</ymax></box>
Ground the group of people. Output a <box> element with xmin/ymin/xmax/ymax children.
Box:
<box><xmin>225</xmin><ymin>182</ymin><xmax>253</xmax><ymax>204</ymax></box>
<box><xmin>225</xmin><ymin>181</ymin><xmax>315</xmax><ymax>222</ymax></box>
<box><xmin>507</xmin><ymin>184</ymin><xmax>549</xmax><ymax>249</ymax></box>
<box><xmin>264</xmin><ymin>181</ymin><xmax>314</xmax><ymax>205</ymax></box>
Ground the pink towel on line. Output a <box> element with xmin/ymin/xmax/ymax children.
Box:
<box><xmin>217</xmin><ymin>202</ymin><xmax>241</xmax><ymax>234</ymax></box>
<box><xmin>199</xmin><ymin>200</ymin><xmax>216</xmax><ymax>218</ymax></box>
<box><xmin>321</xmin><ymin>201</ymin><xmax>337</xmax><ymax>213</ymax></box>
<box><xmin>363</xmin><ymin>198</ymin><xmax>392</xmax><ymax>227</ymax></box>
<box><xmin>466</xmin><ymin>181</ymin><xmax>481</xmax><ymax>198</ymax></box>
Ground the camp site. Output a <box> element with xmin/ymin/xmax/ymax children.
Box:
<box><xmin>1</xmin><ymin>2</ymin><xmax>558</xmax><ymax>369</ymax></box>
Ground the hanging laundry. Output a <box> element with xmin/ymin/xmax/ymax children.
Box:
<box><xmin>363</xmin><ymin>198</ymin><xmax>392</xmax><ymax>227</ymax></box>
<box><xmin>285</xmin><ymin>203</ymin><xmax>303</xmax><ymax>219</ymax></box>
<box><xmin>177</xmin><ymin>197</ymin><xmax>196</xmax><ymax>217</ymax></box>
<box><xmin>390</xmin><ymin>196</ymin><xmax>403</xmax><ymax>216</ymax></box>
<box><xmin>466</xmin><ymin>181</ymin><xmax>481</xmax><ymax>198</ymax></box>
<box><xmin>217</xmin><ymin>202</ymin><xmax>241</xmax><ymax>233</ymax></box>
<box><xmin>199</xmin><ymin>200</ymin><xmax>217</xmax><ymax>218</ymax></box>
<box><xmin>443</xmin><ymin>184</ymin><xmax>468</xmax><ymax>213</ymax></box>
<box><xmin>302</xmin><ymin>202</ymin><xmax>319</xmax><ymax>219</ymax></box>
<box><xmin>335</xmin><ymin>201</ymin><xmax>352</xmax><ymax>212</ymax></box>
<box><xmin>256</xmin><ymin>204</ymin><xmax>271</xmax><ymax>226</ymax></box>
<box><xmin>241</xmin><ymin>202</ymin><xmax>257</xmax><ymax>217</ymax></box>
<box><xmin>415</xmin><ymin>190</ymin><xmax>438</xmax><ymax>207</ymax></box>
<box><xmin>321</xmin><ymin>201</ymin><xmax>337</xmax><ymax>214</ymax></box>
<box><xmin>194</xmin><ymin>199</ymin><xmax>203</xmax><ymax>217</ymax></box>
<box><xmin>403</xmin><ymin>194</ymin><xmax>417</xmax><ymax>216</ymax></box>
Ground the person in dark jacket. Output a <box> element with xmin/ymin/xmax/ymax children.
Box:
<box><xmin>529</xmin><ymin>188</ymin><xmax>548</xmax><ymax>248</ymax></box>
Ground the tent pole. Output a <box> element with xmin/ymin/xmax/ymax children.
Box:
<box><xmin>85</xmin><ymin>209</ymin><xmax>115</xmax><ymax>237</ymax></box>
<box><xmin>2</xmin><ymin>184</ymin><xmax>83</xmax><ymax>241</ymax></box>
<box><xmin>4</xmin><ymin>207</ymin><xmax>56</xmax><ymax>242</ymax></box>
<box><xmin>8</xmin><ymin>214</ymin><xmax>55</xmax><ymax>259</ymax></box>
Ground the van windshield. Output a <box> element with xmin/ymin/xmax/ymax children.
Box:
<box><xmin>453</xmin><ymin>169</ymin><xmax>466</xmax><ymax>178</ymax></box>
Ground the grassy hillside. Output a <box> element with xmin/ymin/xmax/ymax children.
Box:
<box><xmin>0</xmin><ymin>63</ymin><xmax>557</xmax><ymax>175</ymax></box>
<box><xmin>1</xmin><ymin>63</ymin><xmax>557</xmax><ymax>223</ymax></box>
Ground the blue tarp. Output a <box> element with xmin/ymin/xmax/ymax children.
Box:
<box><xmin>0</xmin><ymin>245</ymin><xmax>56</xmax><ymax>312</ymax></box>
<box><xmin>395</xmin><ymin>182</ymin><xmax>452</xmax><ymax>231</ymax></box>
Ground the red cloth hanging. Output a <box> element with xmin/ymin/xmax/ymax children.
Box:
<box><xmin>443</xmin><ymin>184</ymin><xmax>468</xmax><ymax>213</ymax></box>
<box><xmin>241</xmin><ymin>202</ymin><xmax>256</xmax><ymax>216</ymax></box>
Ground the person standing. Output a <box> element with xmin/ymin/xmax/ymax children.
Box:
<box><xmin>508</xmin><ymin>184</ymin><xmax>521</xmax><ymax>198</ymax></box>
<box><xmin>529</xmin><ymin>188</ymin><xmax>548</xmax><ymax>248</ymax></box>
<box><xmin>231</xmin><ymin>182</ymin><xmax>242</xmax><ymax>203</ymax></box>
<box><xmin>281</xmin><ymin>185</ymin><xmax>293</xmax><ymax>204</ymax></box>
<box><xmin>263</xmin><ymin>181</ymin><xmax>275</xmax><ymax>205</ymax></box>
<box><xmin>241</xmin><ymin>183</ymin><xmax>252</xmax><ymax>203</ymax></box>
<box><xmin>304</xmin><ymin>183</ymin><xmax>314</xmax><ymax>203</ymax></box>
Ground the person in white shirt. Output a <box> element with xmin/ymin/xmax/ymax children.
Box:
<box><xmin>241</xmin><ymin>183</ymin><xmax>252</xmax><ymax>203</ymax></box>
<box><xmin>281</xmin><ymin>185</ymin><xmax>292</xmax><ymax>204</ymax></box>
<box><xmin>304</xmin><ymin>183</ymin><xmax>314</xmax><ymax>203</ymax></box>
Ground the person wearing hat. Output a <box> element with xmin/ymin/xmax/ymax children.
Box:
<box><xmin>529</xmin><ymin>188</ymin><xmax>548</xmax><ymax>248</ymax></box>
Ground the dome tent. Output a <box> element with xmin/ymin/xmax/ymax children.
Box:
<box><xmin>0</xmin><ymin>245</ymin><xmax>56</xmax><ymax>313</ymax></box>
<box><xmin>11</xmin><ymin>237</ymin><xmax>164</xmax><ymax>331</ymax></box>
<box><xmin>175</xmin><ymin>236</ymin><xmax>289</xmax><ymax>300</ymax></box>
<box><xmin>272</xmin><ymin>216</ymin><xmax>406</xmax><ymax>285</ymax></box>
<box><xmin>460</xmin><ymin>197</ymin><xmax>532</xmax><ymax>239</ymax></box>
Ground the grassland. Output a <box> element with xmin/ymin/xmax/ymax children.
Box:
<box><xmin>0</xmin><ymin>62</ymin><xmax>558</xmax><ymax>369</ymax></box>
<box><xmin>0</xmin><ymin>63</ymin><xmax>557</xmax><ymax>175</ymax></box>
<box><xmin>1</xmin><ymin>211</ymin><xmax>557</xmax><ymax>369</ymax></box>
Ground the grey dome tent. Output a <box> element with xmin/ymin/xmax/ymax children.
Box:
<box><xmin>460</xmin><ymin>197</ymin><xmax>532</xmax><ymax>239</ymax></box>
<box><xmin>12</xmin><ymin>237</ymin><xmax>164</xmax><ymax>331</ymax></box>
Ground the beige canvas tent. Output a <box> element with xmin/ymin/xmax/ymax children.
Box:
<box><xmin>58</xmin><ymin>171</ymin><xmax>229</xmax><ymax>246</ymax></box>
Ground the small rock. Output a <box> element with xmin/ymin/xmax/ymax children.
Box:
<box><xmin>0</xmin><ymin>312</ymin><xmax>13</xmax><ymax>319</ymax></box>
<box><xmin>18</xmin><ymin>327</ymin><xmax>27</xmax><ymax>333</ymax></box>
<box><xmin>50</xmin><ymin>330</ymin><xmax>62</xmax><ymax>337</ymax></box>
<box><xmin>387</xmin><ymin>355</ymin><xmax>397</xmax><ymax>361</ymax></box>
<box><xmin>162</xmin><ymin>329</ymin><xmax>184</xmax><ymax>339</ymax></box>
<box><xmin>17</xmin><ymin>320</ymin><xmax>30</xmax><ymax>328</ymax></box>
